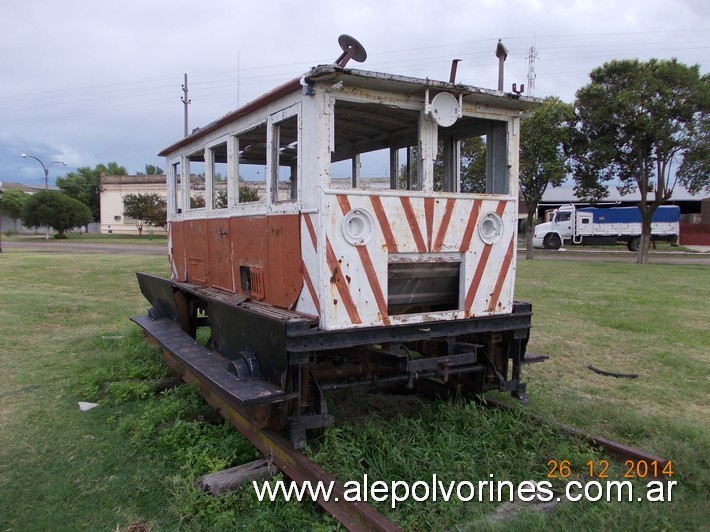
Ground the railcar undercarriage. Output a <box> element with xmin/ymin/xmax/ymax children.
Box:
<box><xmin>133</xmin><ymin>272</ymin><xmax>531</xmax><ymax>448</ymax></box>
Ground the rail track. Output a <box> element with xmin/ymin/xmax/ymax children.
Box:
<box><xmin>133</xmin><ymin>315</ymin><xmax>400</xmax><ymax>532</ymax></box>
<box><xmin>478</xmin><ymin>395</ymin><xmax>671</xmax><ymax>471</ymax></box>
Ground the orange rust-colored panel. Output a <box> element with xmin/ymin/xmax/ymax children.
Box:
<box><xmin>169</xmin><ymin>221</ymin><xmax>186</xmax><ymax>282</ymax></box>
<box><xmin>207</xmin><ymin>218</ymin><xmax>235</xmax><ymax>292</ymax></box>
<box><xmin>266</xmin><ymin>214</ymin><xmax>302</xmax><ymax>309</ymax></box>
<box><xmin>230</xmin><ymin>216</ymin><xmax>267</xmax><ymax>296</ymax></box>
<box><xmin>183</xmin><ymin>219</ymin><xmax>210</xmax><ymax>285</ymax></box>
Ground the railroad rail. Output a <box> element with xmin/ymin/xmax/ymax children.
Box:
<box><xmin>479</xmin><ymin>396</ymin><xmax>670</xmax><ymax>470</ymax></box>
<box><xmin>132</xmin><ymin>315</ymin><xmax>400</xmax><ymax>532</ymax></box>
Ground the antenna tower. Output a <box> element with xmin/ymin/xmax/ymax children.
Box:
<box><xmin>526</xmin><ymin>46</ymin><xmax>538</xmax><ymax>95</ymax></box>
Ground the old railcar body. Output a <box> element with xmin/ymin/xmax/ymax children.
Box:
<box><xmin>135</xmin><ymin>40</ymin><xmax>540</xmax><ymax>447</ymax></box>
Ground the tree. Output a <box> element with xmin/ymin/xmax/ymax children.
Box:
<box><xmin>0</xmin><ymin>189</ymin><xmax>28</xmax><ymax>233</ymax></box>
<box><xmin>520</xmin><ymin>97</ymin><xmax>575</xmax><ymax>259</ymax></box>
<box><xmin>677</xmin><ymin>113</ymin><xmax>710</xmax><ymax>194</ymax></box>
<box><xmin>398</xmin><ymin>139</ymin><xmax>487</xmax><ymax>192</ymax></box>
<box><xmin>122</xmin><ymin>193</ymin><xmax>167</xmax><ymax>235</ymax></box>
<box><xmin>22</xmin><ymin>191</ymin><xmax>92</xmax><ymax>238</ymax></box>
<box><xmin>138</xmin><ymin>164</ymin><xmax>164</xmax><ymax>176</ymax></box>
<box><xmin>56</xmin><ymin>161</ymin><xmax>127</xmax><ymax>225</ymax></box>
<box><xmin>449</xmin><ymin>137</ymin><xmax>487</xmax><ymax>193</ymax></box>
<box><xmin>572</xmin><ymin>59</ymin><xmax>708</xmax><ymax>263</ymax></box>
<box><xmin>239</xmin><ymin>184</ymin><xmax>261</xmax><ymax>203</ymax></box>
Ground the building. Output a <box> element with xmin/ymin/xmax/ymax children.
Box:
<box><xmin>99</xmin><ymin>175</ymin><xmax>168</xmax><ymax>235</ymax></box>
<box><xmin>536</xmin><ymin>184</ymin><xmax>708</xmax><ymax>222</ymax></box>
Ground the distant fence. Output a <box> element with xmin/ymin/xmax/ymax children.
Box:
<box><xmin>679</xmin><ymin>223</ymin><xmax>710</xmax><ymax>245</ymax></box>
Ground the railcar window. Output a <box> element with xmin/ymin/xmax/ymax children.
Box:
<box><xmin>210</xmin><ymin>142</ymin><xmax>228</xmax><ymax>209</ymax></box>
<box><xmin>186</xmin><ymin>151</ymin><xmax>206</xmax><ymax>209</ymax></box>
<box><xmin>170</xmin><ymin>161</ymin><xmax>182</xmax><ymax>214</ymax></box>
<box><xmin>235</xmin><ymin>123</ymin><xmax>267</xmax><ymax>203</ymax></box>
<box><xmin>433</xmin><ymin>118</ymin><xmax>507</xmax><ymax>194</ymax></box>
<box><xmin>272</xmin><ymin>115</ymin><xmax>298</xmax><ymax>202</ymax></box>
<box><xmin>330</xmin><ymin>99</ymin><xmax>419</xmax><ymax>190</ymax></box>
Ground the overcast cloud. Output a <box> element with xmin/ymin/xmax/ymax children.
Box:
<box><xmin>1</xmin><ymin>0</ymin><xmax>707</xmax><ymax>187</ymax></box>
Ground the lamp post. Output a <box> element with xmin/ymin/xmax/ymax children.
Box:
<box><xmin>21</xmin><ymin>154</ymin><xmax>66</xmax><ymax>239</ymax></box>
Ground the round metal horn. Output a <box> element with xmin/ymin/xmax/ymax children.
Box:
<box><xmin>335</xmin><ymin>34</ymin><xmax>367</xmax><ymax>66</ymax></box>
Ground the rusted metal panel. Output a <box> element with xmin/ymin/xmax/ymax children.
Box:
<box><xmin>266</xmin><ymin>214</ymin><xmax>302</xmax><ymax>309</ymax></box>
<box><xmin>184</xmin><ymin>219</ymin><xmax>210</xmax><ymax>285</ymax></box>
<box><xmin>207</xmin><ymin>217</ymin><xmax>235</xmax><ymax>292</ymax></box>
<box><xmin>230</xmin><ymin>216</ymin><xmax>267</xmax><ymax>296</ymax></box>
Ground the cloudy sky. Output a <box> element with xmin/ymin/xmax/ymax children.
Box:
<box><xmin>1</xmin><ymin>0</ymin><xmax>707</xmax><ymax>187</ymax></box>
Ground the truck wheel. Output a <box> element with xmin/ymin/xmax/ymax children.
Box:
<box><xmin>628</xmin><ymin>237</ymin><xmax>640</xmax><ymax>252</ymax></box>
<box><xmin>543</xmin><ymin>234</ymin><xmax>562</xmax><ymax>250</ymax></box>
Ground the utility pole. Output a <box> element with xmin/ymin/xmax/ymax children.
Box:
<box><xmin>181</xmin><ymin>73</ymin><xmax>191</xmax><ymax>137</ymax></box>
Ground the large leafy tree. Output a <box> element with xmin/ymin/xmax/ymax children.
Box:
<box><xmin>56</xmin><ymin>161</ymin><xmax>127</xmax><ymax>224</ymax></box>
<box><xmin>0</xmin><ymin>189</ymin><xmax>28</xmax><ymax>233</ymax></box>
<box><xmin>572</xmin><ymin>59</ymin><xmax>709</xmax><ymax>263</ymax></box>
<box><xmin>520</xmin><ymin>97</ymin><xmax>575</xmax><ymax>259</ymax></box>
<box><xmin>122</xmin><ymin>193</ymin><xmax>167</xmax><ymax>235</ymax></box>
<box><xmin>22</xmin><ymin>191</ymin><xmax>93</xmax><ymax>238</ymax></box>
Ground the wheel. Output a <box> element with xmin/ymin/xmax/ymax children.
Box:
<box><xmin>543</xmin><ymin>233</ymin><xmax>562</xmax><ymax>250</ymax></box>
<box><xmin>627</xmin><ymin>237</ymin><xmax>640</xmax><ymax>252</ymax></box>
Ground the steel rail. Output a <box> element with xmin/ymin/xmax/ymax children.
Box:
<box><xmin>480</xmin><ymin>397</ymin><xmax>670</xmax><ymax>469</ymax></box>
<box><xmin>141</xmin><ymin>327</ymin><xmax>400</xmax><ymax>532</ymax></box>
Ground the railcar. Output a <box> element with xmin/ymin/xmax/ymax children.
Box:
<box><xmin>134</xmin><ymin>36</ymin><xmax>540</xmax><ymax>448</ymax></box>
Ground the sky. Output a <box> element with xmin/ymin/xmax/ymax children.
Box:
<box><xmin>1</xmin><ymin>0</ymin><xmax>708</xmax><ymax>188</ymax></box>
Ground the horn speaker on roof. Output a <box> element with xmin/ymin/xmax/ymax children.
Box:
<box><xmin>335</xmin><ymin>34</ymin><xmax>367</xmax><ymax>67</ymax></box>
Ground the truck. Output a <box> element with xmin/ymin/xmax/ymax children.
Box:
<box><xmin>532</xmin><ymin>204</ymin><xmax>680</xmax><ymax>251</ymax></box>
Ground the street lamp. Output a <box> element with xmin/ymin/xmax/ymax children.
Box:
<box><xmin>21</xmin><ymin>154</ymin><xmax>67</xmax><ymax>239</ymax></box>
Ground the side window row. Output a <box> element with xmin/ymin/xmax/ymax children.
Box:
<box><xmin>169</xmin><ymin>111</ymin><xmax>298</xmax><ymax>214</ymax></box>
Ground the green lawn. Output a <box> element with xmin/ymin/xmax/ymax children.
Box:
<box><xmin>0</xmin><ymin>251</ymin><xmax>707</xmax><ymax>530</ymax></box>
<box><xmin>3</xmin><ymin>232</ymin><xmax>167</xmax><ymax>244</ymax></box>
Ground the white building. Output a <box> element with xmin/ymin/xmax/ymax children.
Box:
<box><xmin>99</xmin><ymin>175</ymin><xmax>168</xmax><ymax>235</ymax></box>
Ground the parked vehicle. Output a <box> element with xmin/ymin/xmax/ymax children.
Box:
<box><xmin>533</xmin><ymin>204</ymin><xmax>680</xmax><ymax>251</ymax></box>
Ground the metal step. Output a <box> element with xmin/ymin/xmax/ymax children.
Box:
<box><xmin>131</xmin><ymin>315</ymin><xmax>293</xmax><ymax>407</ymax></box>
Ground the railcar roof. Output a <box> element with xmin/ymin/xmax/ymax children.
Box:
<box><xmin>158</xmin><ymin>64</ymin><xmax>541</xmax><ymax>157</ymax></box>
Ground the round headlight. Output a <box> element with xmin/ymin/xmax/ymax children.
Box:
<box><xmin>478</xmin><ymin>212</ymin><xmax>504</xmax><ymax>245</ymax></box>
<box><xmin>341</xmin><ymin>208</ymin><xmax>375</xmax><ymax>246</ymax></box>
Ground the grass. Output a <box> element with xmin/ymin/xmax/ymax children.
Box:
<box><xmin>4</xmin><ymin>232</ymin><xmax>167</xmax><ymax>244</ymax></box>
<box><xmin>0</xmin><ymin>250</ymin><xmax>707</xmax><ymax>530</ymax></box>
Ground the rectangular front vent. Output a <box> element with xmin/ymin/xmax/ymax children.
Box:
<box><xmin>387</xmin><ymin>260</ymin><xmax>460</xmax><ymax>315</ymax></box>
